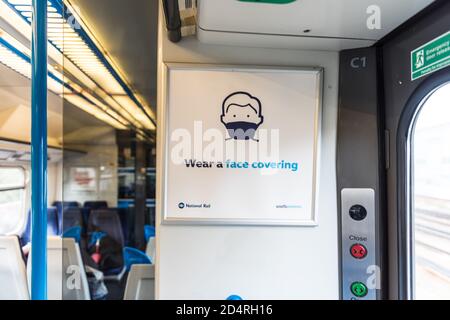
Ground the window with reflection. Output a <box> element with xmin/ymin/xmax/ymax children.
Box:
<box><xmin>0</xmin><ymin>166</ymin><xmax>26</xmax><ymax>235</ymax></box>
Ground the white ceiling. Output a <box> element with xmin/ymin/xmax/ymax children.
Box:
<box><xmin>197</xmin><ymin>0</ymin><xmax>436</xmax><ymax>50</ymax></box>
<box><xmin>70</xmin><ymin>0</ymin><xmax>159</xmax><ymax>111</ymax></box>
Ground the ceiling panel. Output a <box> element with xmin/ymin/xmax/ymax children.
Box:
<box><xmin>198</xmin><ymin>0</ymin><xmax>436</xmax><ymax>50</ymax></box>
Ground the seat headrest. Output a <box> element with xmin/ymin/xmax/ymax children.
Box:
<box><xmin>83</xmin><ymin>201</ymin><xmax>108</xmax><ymax>209</ymax></box>
<box><xmin>52</xmin><ymin>201</ymin><xmax>80</xmax><ymax>209</ymax></box>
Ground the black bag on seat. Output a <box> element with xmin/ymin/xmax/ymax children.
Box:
<box><xmin>96</xmin><ymin>235</ymin><xmax>124</xmax><ymax>271</ymax></box>
<box><xmin>87</xmin><ymin>231</ymin><xmax>124</xmax><ymax>272</ymax></box>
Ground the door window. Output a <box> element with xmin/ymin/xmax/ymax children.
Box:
<box><xmin>413</xmin><ymin>82</ymin><xmax>450</xmax><ymax>299</ymax></box>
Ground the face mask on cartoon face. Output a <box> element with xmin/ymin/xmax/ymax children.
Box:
<box><xmin>220</xmin><ymin>92</ymin><xmax>264</xmax><ymax>141</ymax></box>
<box><xmin>224</xmin><ymin>121</ymin><xmax>260</xmax><ymax>140</ymax></box>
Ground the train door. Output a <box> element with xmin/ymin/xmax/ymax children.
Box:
<box><xmin>381</xmin><ymin>1</ymin><xmax>450</xmax><ymax>299</ymax></box>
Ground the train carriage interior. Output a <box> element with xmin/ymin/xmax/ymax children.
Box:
<box><xmin>0</xmin><ymin>0</ymin><xmax>449</xmax><ymax>302</ymax></box>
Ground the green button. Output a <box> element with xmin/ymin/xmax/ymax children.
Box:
<box><xmin>351</xmin><ymin>282</ymin><xmax>368</xmax><ymax>298</ymax></box>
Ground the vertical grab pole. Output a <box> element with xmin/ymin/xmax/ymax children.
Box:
<box><xmin>31</xmin><ymin>0</ymin><xmax>48</xmax><ymax>300</ymax></box>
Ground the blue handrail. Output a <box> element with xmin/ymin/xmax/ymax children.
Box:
<box><xmin>30</xmin><ymin>0</ymin><xmax>48</xmax><ymax>300</ymax></box>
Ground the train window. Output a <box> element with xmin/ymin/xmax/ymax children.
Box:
<box><xmin>0</xmin><ymin>167</ymin><xmax>26</xmax><ymax>235</ymax></box>
<box><xmin>413</xmin><ymin>82</ymin><xmax>450</xmax><ymax>300</ymax></box>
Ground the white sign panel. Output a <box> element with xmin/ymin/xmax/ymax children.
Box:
<box><xmin>163</xmin><ymin>64</ymin><xmax>322</xmax><ymax>225</ymax></box>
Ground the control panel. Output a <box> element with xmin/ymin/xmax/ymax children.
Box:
<box><xmin>341</xmin><ymin>188</ymin><xmax>377</xmax><ymax>300</ymax></box>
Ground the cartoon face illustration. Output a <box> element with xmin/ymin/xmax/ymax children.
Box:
<box><xmin>220</xmin><ymin>92</ymin><xmax>264</xmax><ymax>141</ymax></box>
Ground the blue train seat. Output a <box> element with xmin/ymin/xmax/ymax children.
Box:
<box><xmin>52</xmin><ymin>201</ymin><xmax>79</xmax><ymax>213</ymax></box>
<box><xmin>62</xmin><ymin>226</ymin><xmax>82</xmax><ymax>243</ymax></box>
<box><xmin>144</xmin><ymin>225</ymin><xmax>155</xmax><ymax>243</ymax></box>
<box><xmin>53</xmin><ymin>201</ymin><xmax>79</xmax><ymax>207</ymax></box>
<box><xmin>47</xmin><ymin>207</ymin><xmax>59</xmax><ymax>236</ymax></box>
<box><xmin>123</xmin><ymin>247</ymin><xmax>151</xmax><ymax>272</ymax></box>
<box><xmin>21</xmin><ymin>208</ymin><xmax>60</xmax><ymax>246</ymax></box>
<box><xmin>52</xmin><ymin>201</ymin><xmax>80</xmax><ymax>232</ymax></box>
<box><xmin>62</xmin><ymin>208</ymin><xmax>83</xmax><ymax>233</ymax></box>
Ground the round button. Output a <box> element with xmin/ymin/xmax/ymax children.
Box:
<box><xmin>351</xmin><ymin>282</ymin><xmax>368</xmax><ymax>298</ymax></box>
<box><xmin>350</xmin><ymin>243</ymin><xmax>367</xmax><ymax>259</ymax></box>
<box><xmin>349</xmin><ymin>205</ymin><xmax>367</xmax><ymax>221</ymax></box>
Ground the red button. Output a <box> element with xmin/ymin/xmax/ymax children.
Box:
<box><xmin>350</xmin><ymin>244</ymin><xmax>367</xmax><ymax>259</ymax></box>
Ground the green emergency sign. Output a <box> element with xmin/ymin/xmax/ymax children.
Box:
<box><xmin>411</xmin><ymin>31</ymin><xmax>450</xmax><ymax>81</ymax></box>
